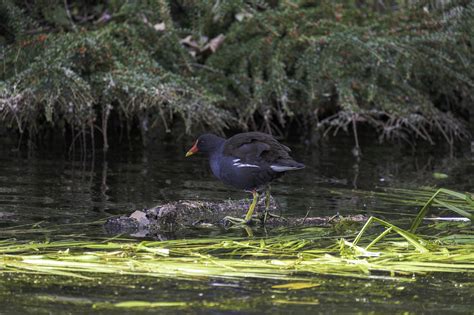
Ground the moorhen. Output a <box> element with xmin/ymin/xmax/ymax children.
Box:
<box><xmin>185</xmin><ymin>132</ymin><xmax>305</xmax><ymax>225</ymax></box>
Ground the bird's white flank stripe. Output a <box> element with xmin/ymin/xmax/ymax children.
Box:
<box><xmin>233</xmin><ymin>162</ymin><xmax>260</xmax><ymax>168</ymax></box>
<box><xmin>237</xmin><ymin>163</ymin><xmax>260</xmax><ymax>168</ymax></box>
<box><xmin>270</xmin><ymin>165</ymin><xmax>300</xmax><ymax>172</ymax></box>
<box><xmin>232</xmin><ymin>159</ymin><xmax>240</xmax><ymax>163</ymax></box>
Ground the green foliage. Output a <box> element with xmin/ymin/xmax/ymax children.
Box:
<box><xmin>0</xmin><ymin>1</ymin><xmax>230</xmax><ymax>146</ymax></box>
<box><xmin>1</xmin><ymin>0</ymin><xmax>473</xmax><ymax>148</ymax></box>
<box><xmin>205</xmin><ymin>0</ymin><xmax>474</xmax><ymax>141</ymax></box>
<box><xmin>0</xmin><ymin>0</ymin><xmax>37</xmax><ymax>44</ymax></box>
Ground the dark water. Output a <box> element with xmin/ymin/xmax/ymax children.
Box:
<box><xmin>1</xmin><ymin>135</ymin><xmax>473</xmax><ymax>314</ymax></box>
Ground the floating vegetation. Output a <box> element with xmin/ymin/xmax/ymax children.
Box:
<box><xmin>0</xmin><ymin>188</ymin><xmax>473</xmax><ymax>312</ymax></box>
<box><xmin>409</xmin><ymin>188</ymin><xmax>474</xmax><ymax>232</ymax></box>
<box><xmin>0</xmin><ymin>228</ymin><xmax>473</xmax><ymax>284</ymax></box>
<box><xmin>1</xmin><ymin>187</ymin><xmax>474</xmax><ymax>282</ymax></box>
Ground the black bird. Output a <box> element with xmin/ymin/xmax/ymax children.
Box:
<box><xmin>185</xmin><ymin>132</ymin><xmax>305</xmax><ymax>224</ymax></box>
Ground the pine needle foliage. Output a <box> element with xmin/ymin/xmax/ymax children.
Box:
<box><xmin>0</xmin><ymin>0</ymin><xmax>231</xmax><ymax>148</ymax></box>
<box><xmin>0</xmin><ymin>0</ymin><xmax>473</xmax><ymax>148</ymax></box>
<box><xmin>205</xmin><ymin>0</ymin><xmax>474</xmax><ymax>142</ymax></box>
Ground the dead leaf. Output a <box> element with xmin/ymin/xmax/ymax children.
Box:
<box><xmin>180</xmin><ymin>35</ymin><xmax>200</xmax><ymax>50</ymax></box>
<box><xmin>154</xmin><ymin>22</ymin><xmax>166</xmax><ymax>32</ymax></box>
<box><xmin>204</xmin><ymin>34</ymin><xmax>225</xmax><ymax>53</ymax></box>
<box><xmin>235</xmin><ymin>12</ymin><xmax>253</xmax><ymax>22</ymax></box>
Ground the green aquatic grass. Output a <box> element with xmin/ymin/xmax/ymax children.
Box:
<box><xmin>1</xmin><ymin>228</ymin><xmax>473</xmax><ymax>284</ymax></box>
<box><xmin>352</xmin><ymin>216</ymin><xmax>429</xmax><ymax>253</ymax></box>
<box><xmin>0</xmin><ymin>188</ymin><xmax>473</xmax><ymax>295</ymax></box>
<box><xmin>348</xmin><ymin>188</ymin><xmax>474</xmax><ymax>256</ymax></box>
<box><xmin>409</xmin><ymin>188</ymin><xmax>474</xmax><ymax>232</ymax></box>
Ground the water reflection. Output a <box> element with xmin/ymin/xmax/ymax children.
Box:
<box><xmin>0</xmin><ymin>134</ymin><xmax>473</xmax><ymax>233</ymax></box>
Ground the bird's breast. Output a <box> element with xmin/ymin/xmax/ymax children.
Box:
<box><xmin>209</xmin><ymin>154</ymin><xmax>222</xmax><ymax>179</ymax></box>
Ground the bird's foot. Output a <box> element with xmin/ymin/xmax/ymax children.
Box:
<box><xmin>327</xmin><ymin>212</ymin><xmax>341</xmax><ymax>223</ymax></box>
<box><xmin>258</xmin><ymin>211</ymin><xmax>286</xmax><ymax>224</ymax></box>
<box><xmin>263</xmin><ymin>212</ymin><xmax>285</xmax><ymax>219</ymax></box>
<box><xmin>222</xmin><ymin>216</ymin><xmax>255</xmax><ymax>227</ymax></box>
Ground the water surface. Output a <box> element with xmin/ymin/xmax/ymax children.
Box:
<box><xmin>1</xmin><ymin>135</ymin><xmax>473</xmax><ymax>314</ymax></box>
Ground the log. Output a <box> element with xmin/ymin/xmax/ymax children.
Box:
<box><xmin>104</xmin><ymin>198</ymin><xmax>368</xmax><ymax>239</ymax></box>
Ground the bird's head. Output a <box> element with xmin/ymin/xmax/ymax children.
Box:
<box><xmin>185</xmin><ymin>134</ymin><xmax>224</xmax><ymax>157</ymax></box>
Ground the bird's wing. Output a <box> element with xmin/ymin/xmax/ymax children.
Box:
<box><xmin>223</xmin><ymin>132</ymin><xmax>291</xmax><ymax>162</ymax></box>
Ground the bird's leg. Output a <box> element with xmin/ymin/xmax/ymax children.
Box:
<box><xmin>244</xmin><ymin>189</ymin><xmax>259</xmax><ymax>222</ymax></box>
<box><xmin>261</xmin><ymin>186</ymin><xmax>285</xmax><ymax>223</ymax></box>
<box><xmin>263</xmin><ymin>186</ymin><xmax>271</xmax><ymax>224</ymax></box>
<box><xmin>223</xmin><ymin>189</ymin><xmax>259</xmax><ymax>226</ymax></box>
<box><xmin>243</xmin><ymin>225</ymin><xmax>254</xmax><ymax>237</ymax></box>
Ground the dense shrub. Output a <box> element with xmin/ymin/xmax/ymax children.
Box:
<box><xmin>1</xmin><ymin>0</ymin><xmax>473</xmax><ymax>149</ymax></box>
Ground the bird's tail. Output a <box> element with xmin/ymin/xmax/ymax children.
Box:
<box><xmin>270</xmin><ymin>160</ymin><xmax>305</xmax><ymax>172</ymax></box>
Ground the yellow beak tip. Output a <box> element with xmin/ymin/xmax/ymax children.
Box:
<box><xmin>185</xmin><ymin>151</ymin><xmax>194</xmax><ymax>157</ymax></box>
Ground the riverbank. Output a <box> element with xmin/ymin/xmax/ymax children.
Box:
<box><xmin>1</xmin><ymin>1</ymin><xmax>473</xmax><ymax>151</ymax></box>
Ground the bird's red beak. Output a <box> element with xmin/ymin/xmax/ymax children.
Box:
<box><xmin>185</xmin><ymin>141</ymin><xmax>199</xmax><ymax>157</ymax></box>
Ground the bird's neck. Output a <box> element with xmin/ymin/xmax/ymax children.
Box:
<box><xmin>209</xmin><ymin>145</ymin><xmax>224</xmax><ymax>178</ymax></box>
<box><xmin>206</xmin><ymin>137</ymin><xmax>225</xmax><ymax>159</ymax></box>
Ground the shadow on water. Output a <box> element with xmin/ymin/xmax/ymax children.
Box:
<box><xmin>1</xmin><ymin>133</ymin><xmax>473</xmax><ymax>313</ymax></box>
